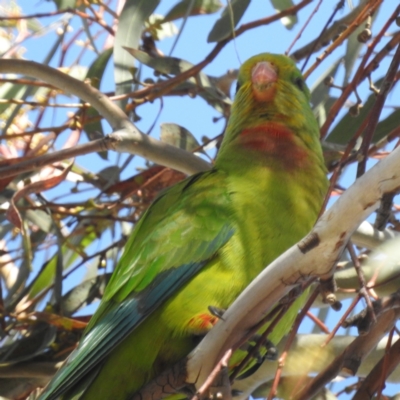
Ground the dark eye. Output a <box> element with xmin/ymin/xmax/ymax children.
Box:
<box><xmin>293</xmin><ymin>76</ymin><xmax>305</xmax><ymax>91</ymax></box>
<box><xmin>235</xmin><ymin>81</ymin><xmax>241</xmax><ymax>94</ymax></box>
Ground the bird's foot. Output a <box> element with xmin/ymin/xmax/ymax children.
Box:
<box><xmin>235</xmin><ymin>336</ymin><xmax>278</xmax><ymax>380</ymax></box>
<box><xmin>240</xmin><ymin>334</ymin><xmax>278</xmax><ymax>362</ymax></box>
<box><xmin>208</xmin><ymin>306</ymin><xmax>226</xmax><ymax>320</ymax></box>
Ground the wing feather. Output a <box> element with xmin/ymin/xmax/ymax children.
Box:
<box><xmin>40</xmin><ymin>169</ymin><xmax>234</xmax><ymax>400</ymax></box>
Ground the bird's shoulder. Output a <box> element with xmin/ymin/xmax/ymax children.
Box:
<box><xmin>101</xmin><ymin>167</ymin><xmax>234</xmax><ymax>304</ymax></box>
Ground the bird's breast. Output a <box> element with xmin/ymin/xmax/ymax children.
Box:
<box><xmin>237</xmin><ymin>122</ymin><xmax>310</xmax><ymax>170</ymax></box>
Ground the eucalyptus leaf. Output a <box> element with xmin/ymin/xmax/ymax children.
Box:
<box><xmin>163</xmin><ymin>0</ymin><xmax>223</xmax><ymax>22</ymax></box>
<box><xmin>83</xmin><ymin>48</ymin><xmax>113</xmax><ymax>159</ymax></box>
<box><xmin>207</xmin><ymin>0</ymin><xmax>251</xmax><ymax>43</ymax></box>
<box><xmin>326</xmin><ymin>78</ymin><xmax>383</xmax><ymax>145</ymax></box>
<box><xmin>160</xmin><ymin>123</ymin><xmax>202</xmax><ymax>153</ymax></box>
<box><xmin>269</xmin><ymin>0</ymin><xmax>297</xmax><ymax>30</ymax></box>
<box><xmin>62</xmin><ymin>274</ymin><xmax>110</xmax><ymax>315</ymax></box>
<box><xmin>310</xmin><ymin>59</ymin><xmax>341</xmax><ymax>127</ymax></box>
<box><xmin>343</xmin><ymin>8</ymin><xmax>379</xmax><ymax>85</ymax></box>
<box><xmin>114</xmin><ymin>0</ymin><xmax>160</xmax><ymax>108</ymax></box>
<box><xmin>0</xmin><ymin>323</ymin><xmax>56</xmax><ymax>366</ymax></box>
<box><xmin>27</xmin><ymin>221</ymin><xmax>102</xmax><ymax>299</ymax></box>
<box><xmin>53</xmin><ymin>0</ymin><xmax>77</xmax><ymax>9</ymax></box>
<box><xmin>125</xmin><ymin>48</ymin><xmax>231</xmax><ymax>112</ymax></box>
<box><xmin>25</xmin><ymin>209</ymin><xmax>53</xmax><ymax>233</ymax></box>
<box><xmin>98</xmin><ymin>166</ymin><xmax>120</xmax><ymax>186</ymax></box>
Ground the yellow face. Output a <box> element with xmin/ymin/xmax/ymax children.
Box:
<box><xmin>236</xmin><ymin>53</ymin><xmax>311</xmax><ymax>105</ymax></box>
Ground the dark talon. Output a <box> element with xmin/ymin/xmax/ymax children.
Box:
<box><xmin>235</xmin><ymin>338</ymin><xmax>278</xmax><ymax>380</ymax></box>
<box><xmin>208</xmin><ymin>306</ymin><xmax>226</xmax><ymax>320</ymax></box>
<box><xmin>240</xmin><ymin>335</ymin><xmax>278</xmax><ymax>361</ymax></box>
<box><xmin>239</xmin><ymin>342</ymin><xmax>264</xmax><ymax>363</ymax></box>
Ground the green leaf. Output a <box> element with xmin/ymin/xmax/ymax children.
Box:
<box><xmin>146</xmin><ymin>15</ymin><xmax>178</xmax><ymax>40</ymax></box>
<box><xmin>53</xmin><ymin>0</ymin><xmax>77</xmax><ymax>9</ymax></box>
<box><xmin>343</xmin><ymin>8</ymin><xmax>379</xmax><ymax>85</ymax></box>
<box><xmin>124</xmin><ymin>47</ymin><xmax>193</xmax><ymax>75</ymax></box>
<box><xmin>62</xmin><ymin>273</ymin><xmax>110</xmax><ymax>315</ymax></box>
<box><xmin>373</xmin><ymin>108</ymin><xmax>400</xmax><ymax>143</ymax></box>
<box><xmin>26</xmin><ymin>18</ymin><xmax>43</xmax><ymax>33</ymax></box>
<box><xmin>163</xmin><ymin>0</ymin><xmax>223</xmax><ymax>22</ymax></box>
<box><xmin>114</xmin><ymin>0</ymin><xmax>160</xmax><ymax>108</ymax></box>
<box><xmin>98</xmin><ymin>166</ymin><xmax>120</xmax><ymax>186</ymax></box>
<box><xmin>0</xmin><ymin>322</ymin><xmax>56</xmax><ymax>366</ymax></box>
<box><xmin>326</xmin><ymin>78</ymin><xmax>384</xmax><ymax>145</ymax></box>
<box><xmin>269</xmin><ymin>0</ymin><xmax>297</xmax><ymax>30</ymax></box>
<box><xmin>25</xmin><ymin>210</ymin><xmax>53</xmax><ymax>233</ymax></box>
<box><xmin>315</xmin><ymin>96</ymin><xmax>338</xmax><ymax>131</ymax></box>
<box><xmin>160</xmin><ymin>123</ymin><xmax>202</xmax><ymax>152</ymax></box>
<box><xmin>2</xmin><ymin>28</ymin><xmax>65</xmax><ymax>135</ymax></box>
<box><xmin>310</xmin><ymin>59</ymin><xmax>341</xmax><ymax>127</ymax></box>
<box><xmin>83</xmin><ymin>48</ymin><xmax>113</xmax><ymax>159</ymax></box>
<box><xmin>125</xmin><ymin>48</ymin><xmax>231</xmax><ymax>112</ymax></box>
<box><xmin>207</xmin><ymin>0</ymin><xmax>251</xmax><ymax>43</ymax></box>
<box><xmin>28</xmin><ymin>222</ymin><xmax>100</xmax><ymax>299</ymax></box>
<box><xmin>0</xmin><ymin>83</ymin><xmax>26</xmax><ymax>114</ymax></box>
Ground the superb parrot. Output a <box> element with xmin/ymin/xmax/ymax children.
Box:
<box><xmin>38</xmin><ymin>53</ymin><xmax>328</xmax><ymax>400</ymax></box>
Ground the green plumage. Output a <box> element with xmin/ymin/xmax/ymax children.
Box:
<box><xmin>38</xmin><ymin>54</ymin><xmax>328</xmax><ymax>400</ymax></box>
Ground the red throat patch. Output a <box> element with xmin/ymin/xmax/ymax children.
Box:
<box><xmin>238</xmin><ymin>122</ymin><xmax>309</xmax><ymax>169</ymax></box>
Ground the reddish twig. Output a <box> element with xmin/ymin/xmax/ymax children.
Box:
<box><xmin>306</xmin><ymin>311</ymin><xmax>330</xmax><ymax>334</ymax></box>
<box><xmin>0</xmin><ymin>8</ymin><xmax>114</xmax><ymax>35</ymax></box>
<box><xmin>322</xmin><ymin>295</ymin><xmax>361</xmax><ymax>347</ymax></box>
<box><xmin>304</xmin><ymin>0</ymin><xmax>382</xmax><ymax>80</ymax></box>
<box><xmin>320</xmin><ymin>3</ymin><xmax>400</xmax><ymax>138</ymax></box>
<box><xmin>192</xmin><ymin>349</ymin><xmax>232</xmax><ymax>400</ymax></box>
<box><xmin>376</xmin><ymin>327</ymin><xmax>395</xmax><ymax>400</ymax></box>
<box><xmin>301</xmin><ymin>0</ymin><xmax>344</xmax><ymax>72</ymax></box>
<box><xmin>268</xmin><ymin>287</ymin><xmax>319</xmax><ymax>400</ymax></box>
<box><xmin>347</xmin><ymin>241</ymin><xmax>377</xmax><ymax>325</ymax></box>
<box><xmin>353</xmin><ymin>330</ymin><xmax>400</xmax><ymax>400</ymax></box>
<box><xmin>295</xmin><ymin>306</ymin><xmax>400</xmax><ymax>400</ymax></box>
<box><xmin>356</xmin><ymin>40</ymin><xmax>400</xmax><ymax>177</ymax></box>
<box><xmin>131</xmin><ymin>0</ymin><xmax>313</xmax><ymax>102</ymax></box>
<box><xmin>286</xmin><ymin>0</ymin><xmax>323</xmax><ymax>56</ymax></box>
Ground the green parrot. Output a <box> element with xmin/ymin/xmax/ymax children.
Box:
<box><xmin>38</xmin><ymin>53</ymin><xmax>328</xmax><ymax>400</ymax></box>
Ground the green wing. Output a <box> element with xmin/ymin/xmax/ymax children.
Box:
<box><xmin>39</xmin><ymin>169</ymin><xmax>234</xmax><ymax>400</ymax></box>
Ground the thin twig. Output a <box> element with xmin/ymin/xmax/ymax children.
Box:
<box><xmin>320</xmin><ymin>3</ymin><xmax>400</xmax><ymax>137</ymax></box>
<box><xmin>356</xmin><ymin>41</ymin><xmax>400</xmax><ymax>177</ymax></box>
<box><xmin>269</xmin><ymin>287</ymin><xmax>319</xmax><ymax>400</ymax></box>
<box><xmin>347</xmin><ymin>241</ymin><xmax>377</xmax><ymax>325</ymax></box>
<box><xmin>286</xmin><ymin>0</ymin><xmax>323</xmax><ymax>56</ymax></box>
<box><xmin>301</xmin><ymin>0</ymin><xmax>344</xmax><ymax>72</ymax></box>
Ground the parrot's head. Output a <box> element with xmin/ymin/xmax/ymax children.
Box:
<box><xmin>234</xmin><ymin>53</ymin><xmax>312</xmax><ymax>124</ymax></box>
<box><xmin>216</xmin><ymin>53</ymin><xmax>323</xmax><ymax>169</ymax></box>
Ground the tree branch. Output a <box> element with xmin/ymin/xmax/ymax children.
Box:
<box><xmin>0</xmin><ymin>60</ymin><xmax>211</xmax><ymax>176</ymax></box>
<box><xmin>185</xmin><ymin>142</ymin><xmax>400</xmax><ymax>390</ymax></box>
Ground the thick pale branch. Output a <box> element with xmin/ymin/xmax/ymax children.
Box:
<box><xmin>0</xmin><ymin>129</ymin><xmax>211</xmax><ymax>177</ymax></box>
<box><xmin>352</xmin><ymin>221</ymin><xmax>399</xmax><ymax>250</ymax></box>
<box><xmin>0</xmin><ymin>60</ymin><xmax>211</xmax><ymax>176</ymax></box>
<box><xmin>186</xmin><ymin>144</ymin><xmax>400</xmax><ymax>389</ymax></box>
